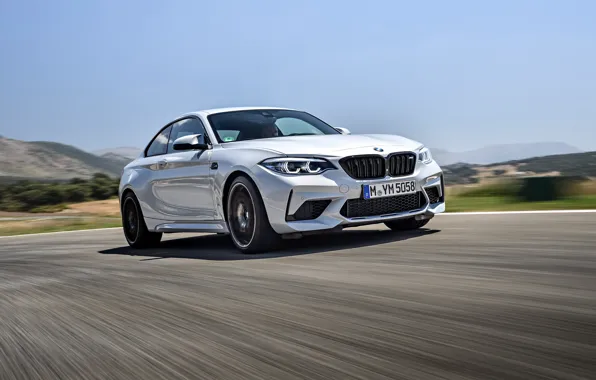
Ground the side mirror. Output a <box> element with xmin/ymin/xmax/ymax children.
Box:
<box><xmin>335</xmin><ymin>127</ymin><xmax>351</xmax><ymax>135</ymax></box>
<box><xmin>173</xmin><ymin>134</ymin><xmax>210</xmax><ymax>151</ymax></box>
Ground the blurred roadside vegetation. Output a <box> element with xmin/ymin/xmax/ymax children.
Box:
<box><xmin>442</xmin><ymin>151</ymin><xmax>596</xmax><ymax>185</ymax></box>
<box><xmin>446</xmin><ymin>177</ymin><xmax>596</xmax><ymax>212</ymax></box>
<box><xmin>0</xmin><ymin>217</ymin><xmax>121</xmax><ymax>236</ymax></box>
<box><xmin>0</xmin><ymin>173</ymin><xmax>119</xmax><ymax>213</ymax></box>
<box><xmin>1</xmin><ymin>173</ymin><xmax>594</xmax><ymax>216</ymax></box>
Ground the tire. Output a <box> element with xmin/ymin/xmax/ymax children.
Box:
<box><xmin>226</xmin><ymin>176</ymin><xmax>280</xmax><ymax>253</ymax></box>
<box><xmin>121</xmin><ymin>192</ymin><xmax>162</xmax><ymax>248</ymax></box>
<box><xmin>384</xmin><ymin>217</ymin><xmax>430</xmax><ymax>231</ymax></box>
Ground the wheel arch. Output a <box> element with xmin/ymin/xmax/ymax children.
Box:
<box><xmin>119</xmin><ymin>187</ymin><xmax>136</xmax><ymax>210</ymax></box>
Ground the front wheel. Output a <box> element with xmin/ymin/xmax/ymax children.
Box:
<box><xmin>384</xmin><ymin>217</ymin><xmax>430</xmax><ymax>231</ymax></box>
<box><xmin>226</xmin><ymin>176</ymin><xmax>280</xmax><ymax>253</ymax></box>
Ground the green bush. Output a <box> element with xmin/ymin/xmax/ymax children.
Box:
<box><xmin>92</xmin><ymin>172</ymin><xmax>112</xmax><ymax>181</ymax></box>
<box><xmin>90</xmin><ymin>183</ymin><xmax>114</xmax><ymax>200</ymax></box>
<box><xmin>45</xmin><ymin>187</ymin><xmax>65</xmax><ymax>204</ymax></box>
<box><xmin>459</xmin><ymin>181</ymin><xmax>520</xmax><ymax>198</ymax></box>
<box><xmin>89</xmin><ymin>174</ymin><xmax>118</xmax><ymax>200</ymax></box>
<box><xmin>0</xmin><ymin>173</ymin><xmax>119</xmax><ymax>212</ymax></box>
<box><xmin>517</xmin><ymin>177</ymin><xmax>582</xmax><ymax>201</ymax></box>
<box><xmin>62</xmin><ymin>184</ymin><xmax>89</xmax><ymax>203</ymax></box>
<box><xmin>69</xmin><ymin>177</ymin><xmax>86</xmax><ymax>185</ymax></box>
<box><xmin>14</xmin><ymin>189</ymin><xmax>51</xmax><ymax>208</ymax></box>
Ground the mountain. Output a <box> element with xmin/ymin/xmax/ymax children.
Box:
<box><xmin>442</xmin><ymin>151</ymin><xmax>596</xmax><ymax>185</ymax></box>
<box><xmin>0</xmin><ymin>137</ymin><xmax>130</xmax><ymax>180</ymax></box>
<box><xmin>97</xmin><ymin>142</ymin><xmax>581</xmax><ymax>164</ymax></box>
<box><xmin>97</xmin><ymin>152</ymin><xmax>135</xmax><ymax>167</ymax></box>
<box><xmin>431</xmin><ymin>142</ymin><xmax>581</xmax><ymax>166</ymax></box>
<box><xmin>1</xmin><ymin>135</ymin><xmax>587</xmax><ymax>184</ymax></box>
<box><xmin>92</xmin><ymin>147</ymin><xmax>141</xmax><ymax>160</ymax></box>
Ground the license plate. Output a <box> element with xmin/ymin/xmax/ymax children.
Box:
<box><xmin>363</xmin><ymin>180</ymin><xmax>417</xmax><ymax>199</ymax></box>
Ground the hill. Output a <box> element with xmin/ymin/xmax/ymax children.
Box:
<box><xmin>92</xmin><ymin>147</ymin><xmax>141</xmax><ymax>160</ymax></box>
<box><xmin>0</xmin><ymin>137</ymin><xmax>131</xmax><ymax>181</ymax></box>
<box><xmin>443</xmin><ymin>151</ymin><xmax>596</xmax><ymax>185</ymax></box>
<box><xmin>87</xmin><ymin>142</ymin><xmax>582</xmax><ymax>168</ymax></box>
<box><xmin>2</xmin><ymin>136</ymin><xmax>591</xmax><ymax>185</ymax></box>
<box><xmin>97</xmin><ymin>152</ymin><xmax>135</xmax><ymax>167</ymax></box>
<box><xmin>432</xmin><ymin>142</ymin><xmax>581</xmax><ymax>166</ymax></box>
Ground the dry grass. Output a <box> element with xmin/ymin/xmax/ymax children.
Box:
<box><xmin>0</xmin><ymin>217</ymin><xmax>121</xmax><ymax>236</ymax></box>
<box><xmin>473</xmin><ymin>164</ymin><xmax>519</xmax><ymax>179</ymax></box>
<box><xmin>445</xmin><ymin>184</ymin><xmax>478</xmax><ymax>197</ymax></box>
<box><xmin>578</xmin><ymin>180</ymin><xmax>596</xmax><ymax>195</ymax></box>
<box><xmin>0</xmin><ymin>219</ymin><xmax>53</xmax><ymax>231</ymax></box>
<box><xmin>61</xmin><ymin>198</ymin><xmax>120</xmax><ymax>217</ymax></box>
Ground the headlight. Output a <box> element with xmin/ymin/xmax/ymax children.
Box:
<box><xmin>260</xmin><ymin>157</ymin><xmax>336</xmax><ymax>175</ymax></box>
<box><xmin>417</xmin><ymin>147</ymin><xmax>433</xmax><ymax>164</ymax></box>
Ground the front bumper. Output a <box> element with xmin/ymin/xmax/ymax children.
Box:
<box><xmin>252</xmin><ymin>159</ymin><xmax>445</xmax><ymax>235</ymax></box>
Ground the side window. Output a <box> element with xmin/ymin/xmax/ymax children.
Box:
<box><xmin>167</xmin><ymin>118</ymin><xmax>208</xmax><ymax>153</ymax></box>
<box><xmin>146</xmin><ymin>125</ymin><xmax>172</xmax><ymax>157</ymax></box>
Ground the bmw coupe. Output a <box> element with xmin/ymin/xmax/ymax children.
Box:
<box><xmin>119</xmin><ymin>107</ymin><xmax>445</xmax><ymax>253</ymax></box>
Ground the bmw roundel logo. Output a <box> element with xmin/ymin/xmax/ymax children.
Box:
<box><xmin>373</xmin><ymin>147</ymin><xmax>384</xmax><ymax>152</ymax></box>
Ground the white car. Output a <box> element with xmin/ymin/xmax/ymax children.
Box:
<box><xmin>119</xmin><ymin>107</ymin><xmax>445</xmax><ymax>253</ymax></box>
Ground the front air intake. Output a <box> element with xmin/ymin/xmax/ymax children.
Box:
<box><xmin>424</xmin><ymin>186</ymin><xmax>441</xmax><ymax>204</ymax></box>
<box><xmin>286</xmin><ymin>200</ymin><xmax>331</xmax><ymax>221</ymax></box>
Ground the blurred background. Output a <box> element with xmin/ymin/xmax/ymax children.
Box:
<box><xmin>0</xmin><ymin>0</ymin><xmax>595</xmax><ymax>235</ymax></box>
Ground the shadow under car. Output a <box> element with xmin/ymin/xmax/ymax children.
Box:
<box><xmin>99</xmin><ymin>228</ymin><xmax>440</xmax><ymax>261</ymax></box>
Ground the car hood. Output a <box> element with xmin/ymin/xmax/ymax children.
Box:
<box><xmin>220</xmin><ymin>134</ymin><xmax>423</xmax><ymax>157</ymax></box>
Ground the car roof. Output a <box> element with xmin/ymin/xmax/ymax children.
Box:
<box><xmin>180</xmin><ymin>106</ymin><xmax>299</xmax><ymax>118</ymax></box>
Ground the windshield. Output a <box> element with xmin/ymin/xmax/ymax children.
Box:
<box><xmin>207</xmin><ymin>109</ymin><xmax>340</xmax><ymax>143</ymax></box>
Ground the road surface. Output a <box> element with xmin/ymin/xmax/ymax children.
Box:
<box><xmin>0</xmin><ymin>213</ymin><xmax>595</xmax><ymax>379</ymax></box>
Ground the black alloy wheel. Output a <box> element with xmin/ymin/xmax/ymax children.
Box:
<box><xmin>123</xmin><ymin>197</ymin><xmax>140</xmax><ymax>243</ymax></box>
<box><xmin>121</xmin><ymin>192</ymin><xmax>162</xmax><ymax>248</ymax></box>
<box><xmin>226</xmin><ymin>176</ymin><xmax>280</xmax><ymax>253</ymax></box>
<box><xmin>229</xmin><ymin>182</ymin><xmax>256</xmax><ymax>249</ymax></box>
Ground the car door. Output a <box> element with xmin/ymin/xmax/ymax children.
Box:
<box><xmin>149</xmin><ymin>117</ymin><xmax>216</xmax><ymax>221</ymax></box>
<box><xmin>137</xmin><ymin>123</ymin><xmax>174</xmax><ymax>221</ymax></box>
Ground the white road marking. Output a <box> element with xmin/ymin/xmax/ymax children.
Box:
<box><xmin>439</xmin><ymin>210</ymin><xmax>596</xmax><ymax>216</ymax></box>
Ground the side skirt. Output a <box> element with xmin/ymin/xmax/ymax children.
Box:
<box><xmin>146</xmin><ymin>218</ymin><xmax>229</xmax><ymax>234</ymax></box>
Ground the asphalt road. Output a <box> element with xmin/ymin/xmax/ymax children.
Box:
<box><xmin>1</xmin><ymin>213</ymin><xmax>595</xmax><ymax>380</ymax></box>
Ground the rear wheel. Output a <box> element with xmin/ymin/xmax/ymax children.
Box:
<box><xmin>384</xmin><ymin>217</ymin><xmax>430</xmax><ymax>231</ymax></box>
<box><xmin>227</xmin><ymin>176</ymin><xmax>280</xmax><ymax>253</ymax></box>
<box><xmin>121</xmin><ymin>192</ymin><xmax>162</xmax><ymax>248</ymax></box>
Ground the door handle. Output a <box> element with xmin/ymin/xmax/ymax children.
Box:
<box><xmin>157</xmin><ymin>159</ymin><xmax>168</xmax><ymax>169</ymax></box>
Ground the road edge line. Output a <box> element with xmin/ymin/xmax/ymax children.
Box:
<box><xmin>441</xmin><ymin>209</ymin><xmax>596</xmax><ymax>215</ymax></box>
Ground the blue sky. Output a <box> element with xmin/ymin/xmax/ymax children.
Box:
<box><xmin>1</xmin><ymin>0</ymin><xmax>595</xmax><ymax>152</ymax></box>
